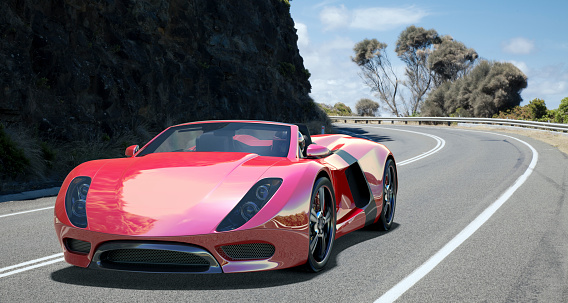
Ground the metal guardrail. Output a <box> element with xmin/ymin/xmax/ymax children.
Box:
<box><xmin>329</xmin><ymin>116</ymin><xmax>568</xmax><ymax>133</ymax></box>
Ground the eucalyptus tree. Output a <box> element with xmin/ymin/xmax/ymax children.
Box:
<box><xmin>352</xmin><ymin>39</ymin><xmax>402</xmax><ymax>116</ymax></box>
<box><xmin>428</xmin><ymin>36</ymin><xmax>479</xmax><ymax>87</ymax></box>
<box><xmin>395</xmin><ymin>26</ymin><xmax>441</xmax><ymax>115</ymax></box>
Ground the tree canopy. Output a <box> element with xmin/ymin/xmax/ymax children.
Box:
<box><xmin>428</xmin><ymin>36</ymin><xmax>478</xmax><ymax>86</ymax></box>
<box><xmin>395</xmin><ymin>26</ymin><xmax>441</xmax><ymax>115</ymax></box>
<box><xmin>422</xmin><ymin>60</ymin><xmax>527</xmax><ymax>117</ymax></box>
<box><xmin>352</xmin><ymin>25</ymin><xmax>534</xmax><ymax>118</ymax></box>
<box><xmin>356</xmin><ymin>98</ymin><xmax>380</xmax><ymax>116</ymax></box>
<box><xmin>557</xmin><ymin>97</ymin><xmax>568</xmax><ymax>123</ymax></box>
<box><xmin>318</xmin><ymin>102</ymin><xmax>353</xmax><ymax>116</ymax></box>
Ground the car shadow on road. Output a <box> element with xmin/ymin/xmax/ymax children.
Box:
<box><xmin>332</xmin><ymin>126</ymin><xmax>393</xmax><ymax>143</ymax></box>
<box><xmin>50</xmin><ymin>223</ymin><xmax>400</xmax><ymax>290</ymax></box>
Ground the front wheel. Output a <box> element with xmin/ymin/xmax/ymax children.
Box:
<box><xmin>378</xmin><ymin>159</ymin><xmax>397</xmax><ymax>231</ymax></box>
<box><xmin>305</xmin><ymin>177</ymin><xmax>336</xmax><ymax>272</ymax></box>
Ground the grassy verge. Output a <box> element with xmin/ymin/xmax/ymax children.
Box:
<box><xmin>456</xmin><ymin>125</ymin><xmax>568</xmax><ymax>156</ymax></box>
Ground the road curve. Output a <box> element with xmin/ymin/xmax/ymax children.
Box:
<box><xmin>0</xmin><ymin>124</ymin><xmax>566</xmax><ymax>302</ymax></box>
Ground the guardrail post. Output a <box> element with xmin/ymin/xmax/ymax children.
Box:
<box><xmin>366</xmin><ymin>120</ymin><xmax>369</xmax><ymax>124</ymax></box>
<box><xmin>419</xmin><ymin>121</ymin><xmax>421</xmax><ymax>125</ymax></box>
<box><xmin>378</xmin><ymin>120</ymin><xmax>381</xmax><ymax>124</ymax></box>
<box><xmin>447</xmin><ymin>122</ymin><xmax>450</xmax><ymax>126</ymax></box>
<box><xmin>391</xmin><ymin>120</ymin><xmax>394</xmax><ymax>124</ymax></box>
<box><xmin>405</xmin><ymin>121</ymin><xmax>408</xmax><ymax>125</ymax></box>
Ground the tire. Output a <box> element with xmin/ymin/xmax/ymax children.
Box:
<box><xmin>378</xmin><ymin>159</ymin><xmax>397</xmax><ymax>231</ymax></box>
<box><xmin>305</xmin><ymin>177</ymin><xmax>336</xmax><ymax>272</ymax></box>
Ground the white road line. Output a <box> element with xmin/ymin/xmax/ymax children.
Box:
<box><xmin>0</xmin><ymin>206</ymin><xmax>54</xmax><ymax>218</ymax></box>
<box><xmin>374</xmin><ymin>127</ymin><xmax>445</xmax><ymax>166</ymax></box>
<box><xmin>336</xmin><ymin>124</ymin><xmax>446</xmax><ymax>166</ymax></box>
<box><xmin>0</xmin><ymin>253</ymin><xmax>64</xmax><ymax>278</ymax></box>
<box><xmin>374</xmin><ymin>129</ymin><xmax>538</xmax><ymax>303</ymax></box>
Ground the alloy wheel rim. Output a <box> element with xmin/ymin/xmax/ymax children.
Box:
<box><xmin>309</xmin><ymin>186</ymin><xmax>333</xmax><ymax>263</ymax></box>
<box><xmin>384</xmin><ymin>165</ymin><xmax>396</xmax><ymax>223</ymax></box>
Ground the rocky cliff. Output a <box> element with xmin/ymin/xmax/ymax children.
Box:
<box><xmin>0</xmin><ymin>0</ymin><xmax>328</xmax><ymax>191</ymax></box>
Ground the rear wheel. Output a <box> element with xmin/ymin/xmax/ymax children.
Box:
<box><xmin>305</xmin><ymin>177</ymin><xmax>336</xmax><ymax>272</ymax></box>
<box><xmin>378</xmin><ymin>159</ymin><xmax>397</xmax><ymax>231</ymax></box>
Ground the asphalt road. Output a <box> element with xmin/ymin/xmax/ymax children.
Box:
<box><xmin>1</xmin><ymin>124</ymin><xmax>567</xmax><ymax>302</ymax></box>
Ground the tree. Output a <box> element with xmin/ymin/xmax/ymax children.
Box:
<box><xmin>333</xmin><ymin>102</ymin><xmax>353</xmax><ymax>116</ymax></box>
<box><xmin>317</xmin><ymin>102</ymin><xmax>353</xmax><ymax>116</ymax></box>
<box><xmin>556</xmin><ymin>97</ymin><xmax>568</xmax><ymax>123</ymax></box>
<box><xmin>395</xmin><ymin>26</ymin><xmax>441</xmax><ymax>115</ymax></box>
<box><xmin>422</xmin><ymin>60</ymin><xmax>527</xmax><ymax>117</ymax></box>
<box><xmin>428</xmin><ymin>36</ymin><xmax>478</xmax><ymax>87</ymax></box>
<box><xmin>352</xmin><ymin>39</ymin><xmax>402</xmax><ymax>116</ymax></box>
<box><xmin>356</xmin><ymin>98</ymin><xmax>379</xmax><ymax>116</ymax></box>
<box><xmin>527</xmin><ymin>98</ymin><xmax>547</xmax><ymax>120</ymax></box>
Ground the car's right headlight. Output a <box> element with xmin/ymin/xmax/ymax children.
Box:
<box><xmin>65</xmin><ymin>176</ymin><xmax>91</xmax><ymax>228</ymax></box>
<box><xmin>216</xmin><ymin>178</ymin><xmax>282</xmax><ymax>232</ymax></box>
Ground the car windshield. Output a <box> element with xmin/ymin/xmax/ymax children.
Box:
<box><xmin>138</xmin><ymin>122</ymin><xmax>291</xmax><ymax>157</ymax></box>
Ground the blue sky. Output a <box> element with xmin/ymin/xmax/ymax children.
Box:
<box><xmin>290</xmin><ymin>0</ymin><xmax>568</xmax><ymax>114</ymax></box>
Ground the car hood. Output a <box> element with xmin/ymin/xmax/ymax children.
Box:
<box><xmin>85</xmin><ymin>152</ymin><xmax>282</xmax><ymax>236</ymax></box>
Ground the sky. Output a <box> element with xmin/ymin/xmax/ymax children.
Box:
<box><xmin>290</xmin><ymin>0</ymin><xmax>568</xmax><ymax>115</ymax></box>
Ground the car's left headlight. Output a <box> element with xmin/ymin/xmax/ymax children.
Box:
<box><xmin>65</xmin><ymin>176</ymin><xmax>91</xmax><ymax>228</ymax></box>
<box><xmin>216</xmin><ymin>178</ymin><xmax>282</xmax><ymax>232</ymax></box>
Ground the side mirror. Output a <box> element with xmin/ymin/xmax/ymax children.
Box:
<box><xmin>125</xmin><ymin>145</ymin><xmax>139</xmax><ymax>157</ymax></box>
<box><xmin>306</xmin><ymin>144</ymin><xmax>330</xmax><ymax>158</ymax></box>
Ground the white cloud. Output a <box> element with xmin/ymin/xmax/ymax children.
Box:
<box><xmin>320</xmin><ymin>5</ymin><xmax>428</xmax><ymax>31</ymax></box>
<box><xmin>521</xmin><ymin>64</ymin><xmax>568</xmax><ymax>109</ymax></box>
<box><xmin>326</xmin><ymin>36</ymin><xmax>355</xmax><ymax>50</ymax></box>
<box><xmin>350</xmin><ymin>7</ymin><xmax>428</xmax><ymax>31</ymax></box>
<box><xmin>295</xmin><ymin>22</ymin><xmax>309</xmax><ymax>48</ymax></box>
<box><xmin>320</xmin><ymin>5</ymin><xmax>350</xmax><ymax>30</ymax></box>
<box><xmin>502</xmin><ymin>37</ymin><xmax>535</xmax><ymax>55</ymax></box>
<box><xmin>313</xmin><ymin>0</ymin><xmax>340</xmax><ymax>10</ymax></box>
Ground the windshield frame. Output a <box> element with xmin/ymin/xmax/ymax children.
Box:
<box><xmin>136</xmin><ymin>121</ymin><xmax>298</xmax><ymax>159</ymax></box>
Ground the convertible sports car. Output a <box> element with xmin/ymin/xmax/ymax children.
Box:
<box><xmin>54</xmin><ymin>120</ymin><xmax>397</xmax><ymax>273</ymax></box>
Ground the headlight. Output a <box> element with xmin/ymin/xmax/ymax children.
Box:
<box><xmin>216</xmin><ymin>178</ymin><xmax>282</xmax><ymax>232</ymax></box>
<box><xmin>65</xmin><ymin>176</ymin><xmax>91</xmax><ymax>228</ymax></box>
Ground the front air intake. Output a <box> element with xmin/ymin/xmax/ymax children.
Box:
<box><xmin>220</xmin><ymin>243</ymin><xmax>275</xmax><ymax>260</ymax></box>
<box><xmin>65</xmin><ymin>238</ymin><xmax>91</xmax><ymax>254</ymax></box>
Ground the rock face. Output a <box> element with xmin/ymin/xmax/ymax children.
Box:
<box><xmin>0</xmin><ymin>0</ymin><xmax>325</xmax><ymax>142</ymax></box>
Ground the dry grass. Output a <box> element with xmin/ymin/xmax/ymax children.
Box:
<box><xmin>456</xmin><ymin>125</ymin><xmax>568</xmax><ymax>156</ymax></box>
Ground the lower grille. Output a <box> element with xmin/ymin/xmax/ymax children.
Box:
<box><xmin>220</xmin><ymin>243</ymin><xmax>275</xmax><ymax>260</ymax></box>
<box><xmin>91</xmin><ymin>242</ymin><xmax>222</xmax><ymax>273</ymax></box>
<box><xmin>103</xmin><ymin>249</ymin><xmax>209</xmax><ymax>265</ymax></box>
<box><xmin>65</xmin><ymin>238</ymin><xmax>91</xmax><ymax>254</ymax></box>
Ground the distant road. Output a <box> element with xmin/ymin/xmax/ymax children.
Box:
<box><xmin>1</xmin><ymin>124</ymin><xmax>566</xmax><ymax>302</ymax></box>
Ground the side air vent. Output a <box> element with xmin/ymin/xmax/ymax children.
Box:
<box><xmin>65</xmin><ymin>238</ymin><xmax>91</xmax><ymax>254</ymax></box>
<box><xmin>219</xmin><ymin>243</ymin><xmax>275</xmax><ymax>260</ymax></box>
<box><xmin>344</xmin><ymin>162</ymin><xmax>372</xmax><ymax>209</ymax></box>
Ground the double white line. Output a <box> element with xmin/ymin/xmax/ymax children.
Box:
<box><xmin>0</xmin><ymin>253</ymin><xmax>64</xmax><ymax>278</ymax></box>
<box><xmin>377</xmin><ymin>127</ymin><xmax>446</xmax><ymax>166</ymax></box>
<box><xmin>336</xmin><ymin>125</ymin><xmax>447</xmax><ymax>166</ymax></box>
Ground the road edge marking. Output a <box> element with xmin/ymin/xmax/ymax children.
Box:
<box><xmin>0</xmin><ymin>206</ymin><xmax>54</xmax><ymax>218</ymax></box>
<box><xmin>374</xmin><ymin>129</ymin><xmax>538</xmax><ymax>303</ymax></box>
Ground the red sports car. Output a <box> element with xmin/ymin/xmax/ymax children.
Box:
<box><xmin>54</xmin><ymin>120</ymin><xmax>397</xmax><ymax>273</ymax></box>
